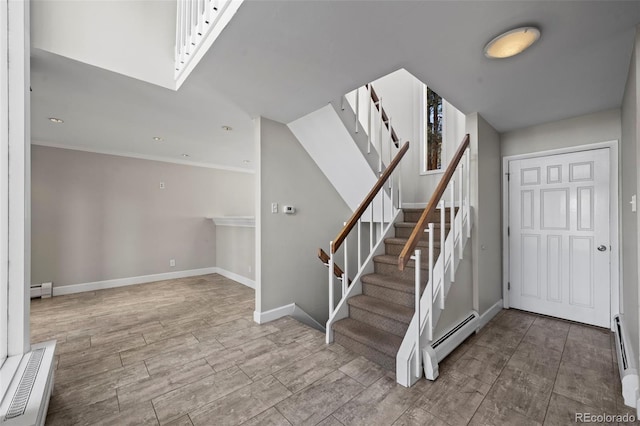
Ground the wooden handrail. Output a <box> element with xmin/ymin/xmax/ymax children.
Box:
<box><xmin>366</xmin><ymin>84</ymin><xmax>399</xmax><ymax>147</ymax></box>
<box><xmin>318</xmin><ymin>248</ymin><xmax>350</xmax><ymax>284</ymax></box>
<box><xmin>331</xmin><ymin>141</ymin><xmax>410</xmax><ymax>254</ymax></box>
<box><xmin>397</xmin><ymin>134</ymin><xmax>470</xmax><ymax>270</ymax></box>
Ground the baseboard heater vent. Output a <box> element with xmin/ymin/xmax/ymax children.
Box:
<box><xmin>431</xmin><ymin>313</ymin><xmax>476</xmax><ymax>349</ymax></box>
<box><xmin>613</xmin><ymin>315</ymin><xmax>639</xmax><ymax>408</ymax></box>
<box><xmin>423</xmin><ymin>311</ymin><xmax>479</xmax><ymax>380</ymax></box>
<box><xmin>4</xmin><ymin>349</ymin><xmax>45</xmax><ymax>420</ymax></box>
<box><xmin>0</xmin><ymin>341</ymin><xmax>56</xmax><ymax>426</ymax></box>
<box><xmin>30</xmin><ymin>283</ymin><xmax>51</xmax><ymax>299</ymax></box>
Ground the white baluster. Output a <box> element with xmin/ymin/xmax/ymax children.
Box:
<box><xmin>175</xmin><ymin>0</ymin><xmax>182</xmax><ymax>65</ymax></box>
<box><xmin>427</xmin><ymin>223</ymin><xmax>434</xmax><ymax>341</ymax></box>
<box><xmin>399</xmin><ymin>163</ymin><xmax>403</xmax><ymax>208</ymax></box>
<box><xmin>357</xmin><ymin>219</ymin><xmax>362</xmax><ymax>269</ymax></box>
<box><xmin>458</xmin><ymin>166</ymin><xmax>463</xmax><ymax>260</ymax></box>
<box><xmin>367</xmin><ymin>85</ymin><xmax>372</xmax><ymax>153</ymax></box>
<box><xmin>381</xmin><ymin>187</ymin><xmax>385</xmax><ymax>229</ymax></box>
<box><xmin>450</xmin><ymin>182</ymin><xmax>455</xmax><ymax>283</ymax></box>
<box><xmin>197</xmin><ymin>0</ymin><xmax>204</xmax><ymax>37</ymax></box>
<box><xmin>378</xmin><ymin>99</ymin><xmax>383</xmax><ymax>173</ymax></box>
<box><xmin>370</xmin><ymin>206</ymin><xmax>374</xmax><ymax>252</ymax></box>
<box><xmin>343</xmin><ymin>222</ymin><xmax>349</xmax><ymax>296</ymax></box>
<box><xmin>387</xmin><ymin>117</ymin><xmax>392</xmax><ymax>167</ymax></box>
<box><xmin>414</xmin><ymin>249</ymin><xmax>422</xmax><ymax>378</ymax></box>
<box><xmin>439</xmin><ymin>200</ymin><xmax>445</xmax><ymax>309</ymax></box>
<box><xmin>355</xmin><ymin>87</ymin><xmax>360</xmax><ymax>133</ymax></box>
<box><xmin>204</xmin><ymin>0</ymin><xmax>211</xmax><ymax>24</ymax></box>
<box><xmin>342</xmin><ymin>273</ymin><xmax>347</xmax><ymax>298</ymax></box>
<box><xmin>329</xmin><ymin>243</ymin><xmax>335</xmax><ymax>316</ymax></box>
<box><xmin>466</xmin><ymin>149</ymin><xmax>471</xmax><ymax>238</ymax></box>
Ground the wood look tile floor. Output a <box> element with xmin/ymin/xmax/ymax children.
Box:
<box><xmin>31</xmin><ymin>274</ymin><xmax>635</xmax><ymax>425</ymax></box>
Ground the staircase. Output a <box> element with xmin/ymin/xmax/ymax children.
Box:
<box><xmin>332</xmin><ymin>208</ymin><xmax>453</xmax><ymax>370</ymax></box>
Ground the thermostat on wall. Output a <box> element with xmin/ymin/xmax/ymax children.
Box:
<box><xmin>283</xmin><ymin>205</ymin><xmax>296</xmax><ymax>214</ymax></box>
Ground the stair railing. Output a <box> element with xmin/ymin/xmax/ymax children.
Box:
<box><xmin>397</xmin><ymin>134</ymin><xmax>471</xmax><ymax>377</ymax></box>
<box><xmin>344</xmin><ymin>84</ymin><xmax>401</xmax><ymax>173</ymax></box>
<box><xmin>325</xmin><ymin>141</ymin><xmax>409</xmax><ymax>317</ymax></box>
<box><xmin>175</xmin><ymin>0</ymin><xmax>242</xmax><ymax>80</ymax></box>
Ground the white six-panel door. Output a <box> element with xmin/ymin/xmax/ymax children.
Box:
<box><xmin>508</xmin><ymin>148</ymin><xmax>610</xmax><ymax>327</ymax></box>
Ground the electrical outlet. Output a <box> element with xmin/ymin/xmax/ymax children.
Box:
<box><xmin>169</xmin><ymin>259</ymin><xmax>176</xmax><ymax>267</ymax></box>
<box><xmin>271</xmin><ymin>202</ymin><xmax>278</xmax><ymax>213</ymax></box>
<box><xmin>160</xmin><ymin>182</ymin><xmax>165</xmax><ymax>189</ymax></box>
<box><xmin>248</xmin><ymin>265</ymin><xmax>252</xmax><ymax>273</ymax></box>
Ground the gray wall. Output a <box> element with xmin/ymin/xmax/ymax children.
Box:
<box><xmin>622</xmin><ymin>27</ymin><xmax>640</xmax><ymax>360</ymax></box>
<box><xmin>31</xmin><ymin>145</ymin><xmax>254</xmax><ymax>287</ymax></box>
<box><xmin>258</xmin><ymin>117</ymin><xmax>352</xmax><ymax>323</ymax></box>
<box><xmin>467</xmin><ymin>113</ymin><xmax>503</xmax><ymax>315</ymax></box>
<box><xmin>501</xmin><ymin>109</ymin><xmax>621</xmax><ymax>157</ymax></box>
<box><xmin>216</xmin><ymin>226</ymin><xmax>255</xmax><ymax>280</ymax></box>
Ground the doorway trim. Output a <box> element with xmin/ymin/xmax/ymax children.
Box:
<box><xmin>501</xmin><ymin>140</ymin><xmax>620</xmax><ymax>330</ymax></box>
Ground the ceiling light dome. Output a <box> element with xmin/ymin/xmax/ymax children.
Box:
<box><xmin>484</xmin><ymin>26</ymin><xmax>540</xmax><ymax>59</ymax></box>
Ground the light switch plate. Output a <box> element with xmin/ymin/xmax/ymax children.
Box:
<box><xmin>631</xmin><ymin>195</ymin><xmax>637</xmax><ymax>213</ymax></box>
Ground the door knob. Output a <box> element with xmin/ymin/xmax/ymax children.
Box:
<box><xmin>597</xmin><ymin>245</ymin><xmax>607</xmax><ymax>252</ymax></box>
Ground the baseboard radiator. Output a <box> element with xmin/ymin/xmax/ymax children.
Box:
<box><xmin>29</xmin><ymin>283</ymin><xmax>52</xmax><ymax>299</ymax></box>
<box><xmin>0</xmin><ymin>341</ymin><xmax>56</xmax><ymax>426</ymax></box>
<box><xmin>422</xmin><ymin>312</ymin><xmax>479</xmax><ymax>380</ymax></box>
<box><xmin>613</xmin><ymin>315</ymin><xmax>639</xmax><ymax>408</ymax></box>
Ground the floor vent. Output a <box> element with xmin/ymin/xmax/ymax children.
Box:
<box><xmin>4</xmin><ymin>349</ymin><xmax>45</xmax><ymax>420</ymax></box>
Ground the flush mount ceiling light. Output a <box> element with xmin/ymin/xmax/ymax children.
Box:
<box><xmin>152</xmin><ymin>136</ymin><xmax>163</xmax><ymax>141</ymax></box>
<box><xmin>181</xmin><ymin>153</ymin><xmax>190</xmax><ymax>158</ymax></box>
<box><xmin>221</xmin><ymin>125</ymin><xmax>233</xmax><ymax>131</ymax></box>
<box><xmin>242</xmin><ymin>160</ymin><xmax>250</xmax><ymax>164</ymax></box>
<box><xmin>48</xmin><ymin>117</ymin><xmax>64</xmax><ymax>124</ymax></box>
<box><xmin>484</xmin><ymin>26</ymin><xmax>540</xmax><ymax>59</ymax></box>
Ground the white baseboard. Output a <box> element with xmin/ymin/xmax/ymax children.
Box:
<box><xmin>50</xmin><ymin>267</ymin><xmax>256</xmax><ymax>296</ymax></box>
<box><xmin>253</xmin><ymin>303</ymin><xmax>325</xmax><ymax>332</ymax></box>
<box><xmin>215</xmin><ymin>268</ymin><xmax>255</xmax><ymax>289</ymax></box>
<box><xmin>254</xmin><ymin>303</ymin><xmax>295</xmax><ymax>324</ymax></box>
<box><xmin>476</xmin><ymin>299</ymin><xmax>503</xmax><ymax>330</ymax></box>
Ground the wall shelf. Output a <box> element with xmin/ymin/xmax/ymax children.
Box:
<box><xmin>209</xmin><ymin>216</ymin><xmax>255</xmax><ymax>228</ymax></box>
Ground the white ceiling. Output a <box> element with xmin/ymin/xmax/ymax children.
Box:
<box><xmin>31</xmin><ymin>1</ymin><xmax>640</xmax><ymax>170</ymax></box>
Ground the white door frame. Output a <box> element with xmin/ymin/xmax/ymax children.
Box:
<box><xmin>502</xmin><ymin>140</ymin><xmax>620</xmax><ymax>330</ymax></box>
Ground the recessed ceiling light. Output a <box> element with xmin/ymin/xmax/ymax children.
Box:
<box><xmin>222</xmin><ymin>125</ymin><xmax>233</xmax><ymax>131</ymax></box>
<box><xmin>484</xmin><ymin>26</ymin><xmax>540</xmax><ymax>59</ymax></box>
<box><xmin>243</xmin><ymin>160</ymin><xmax>250</xmax><ymax>164</ymax></box>
<box><xmin>152</xmin><ymin>136</ymin><xmax>163</xmax><ymax>141</ymax></box>
<box><xmin>48</xmin><ymin>117</ymin><xmax>64</xmax><ymax>124</ymax></box>
<box><xmin>181</xmin><ymin>153</ymin><xmax>190</xmax><ymax>158</ymax></box>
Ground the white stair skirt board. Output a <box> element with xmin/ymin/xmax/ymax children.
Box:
<box><xmin>253</xmin><ymin>303</ymin><xmax>326</xmax><ymax>332</ymax></box>
<box><xmin>0</xmin><ymin>341</ymin><xmax>56</xmax><ymax>426</ymax></box>
<box><xmin>51</xmin><ymin>267</ymin><xmax>255</xmax><ymax>296</ymax></box>
<box><xmin>613</xmin><ymin>315</ymin><xmax>639</xmax><ymax>408</ymax></box>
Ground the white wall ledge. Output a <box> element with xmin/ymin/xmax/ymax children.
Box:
<box><xmin>209</xmin><ymin>216</ymin><xmax>255</xmax><ymax>228</ymax></box>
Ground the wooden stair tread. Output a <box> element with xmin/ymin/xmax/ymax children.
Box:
<box><xmin>332</xmin><ymin>318</ymin><xmax>402</xmax><ymax>358</ymax></box>
<box><xmin>348</xmin><ymin>295</ymin><xmax>413</xmax><ymax>324</ymax></box>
